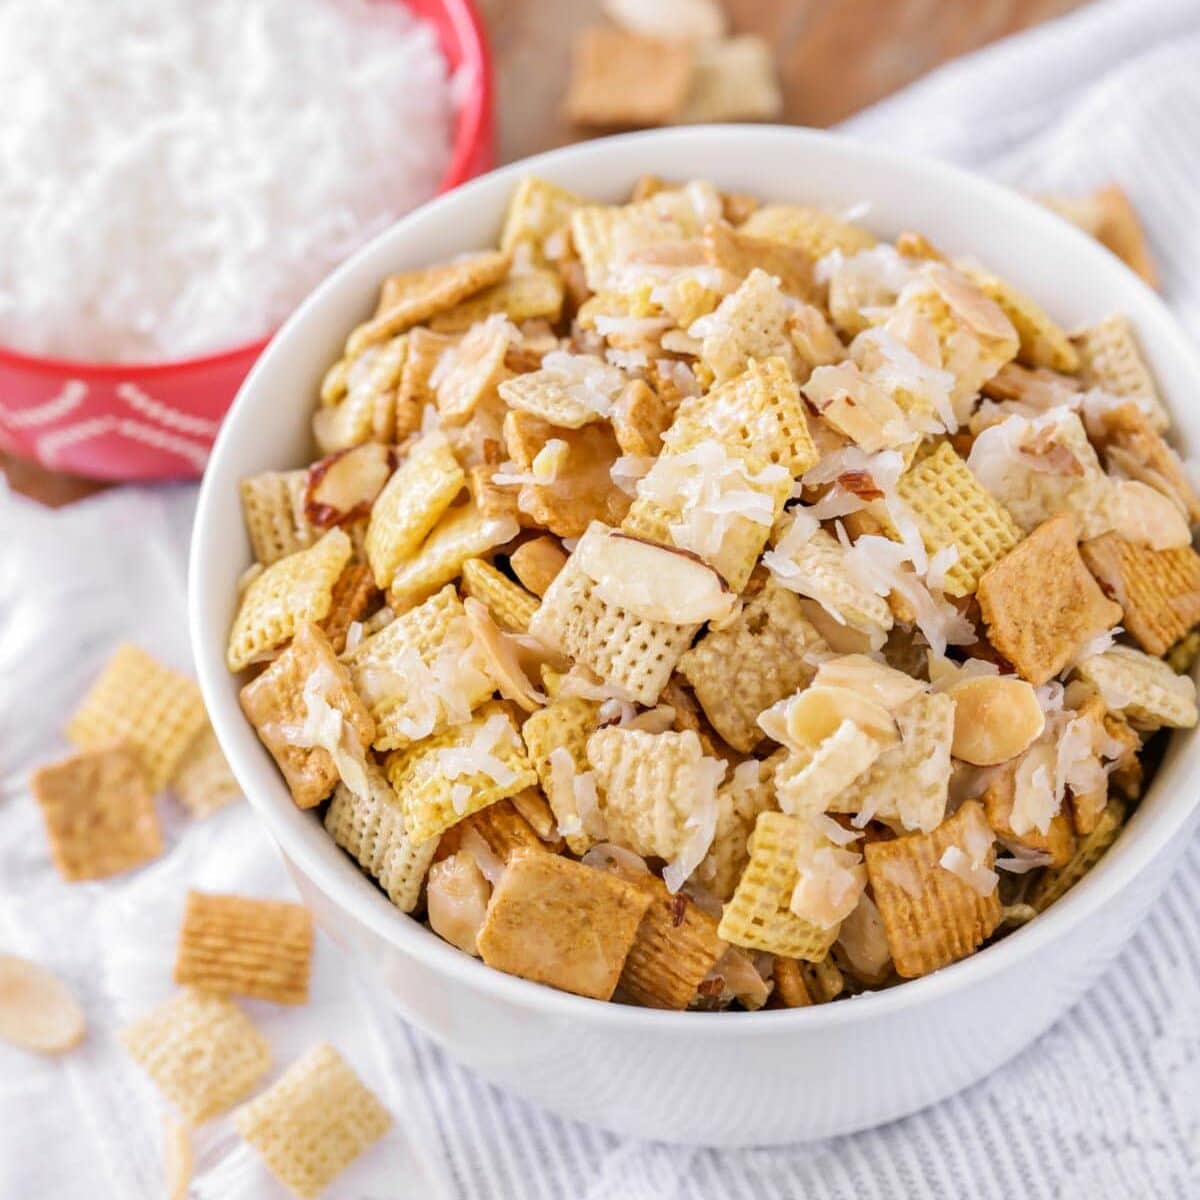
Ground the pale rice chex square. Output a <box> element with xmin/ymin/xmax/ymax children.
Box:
<box><xmin>520</xmin><ymin>695</ymin><xmax>602</xmax><ymax>854</ymax></box>
<box><xmin>170</xmin><ymin>723</ymin><xmax>242</xmax><ymax>817</ymax></box>
<box><xmin>66</xmin><ymin>643</ymin><xmax>207</xmax><ymax>793</ymax></box>
<box><xmin>121</xmin><ymin>988</ymin><xmax>270</xmax><ymax>1125</ymax></box>
<box><xmin>1074</xmin><ymin>645</ymin><xmax>1199</xmax><ymax>730</ymax></box>
<box><xmin>240</xmin><ymin>469</ymin><xmax>316</xmax><ymax>566</ymax></box>
<box><xmin>234</xmin><ymin>1043</ymin><xmax>391</xmax><ymax>1200</ymax></box>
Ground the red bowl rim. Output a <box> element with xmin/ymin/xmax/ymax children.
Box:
<box><xmin>0</xmin><ymin>0</ymin><xmax>492</xmax><ymax>381</ymax></box>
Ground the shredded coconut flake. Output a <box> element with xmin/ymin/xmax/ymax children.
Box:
<box><xmin>0</xmin><ymin>0</ymin><xmax>456</xmax><ymax>361</ymax></box>
<box><xmin>939</xmin><ymin>846</ymin><xmax>999</xmax><ymax>896</ymax></box>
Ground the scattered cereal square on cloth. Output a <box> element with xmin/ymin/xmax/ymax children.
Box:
<box><xmin>170</xmin><ymin>723</ymin><xmax>242</xmax><ymax>817</ymax></box>
<box><xmin>66</xmin><ymin>643</ymin><xmax>206</xmax><ymax>792</ymax></box>
<box><xmin>476</xmin><ymin>849</ymin><xmax>652</xmax><ymax>1000</ymax></box>
<box><xmin>564</xmin><ymin>27</ymin><xmax>694</xmax><ymax>128</ymax></box>
<box><xmin>239</xmin><ymin>622</ymin><xmax>375</xmax><ymax>809</ymax></box>
<box><xmin>121</xmin><ymin>989</ymin><xmax>270</xmax><ymax>1125</ymax></box>
<box><xmin>865</xmin><ymin>800</ymin><xmax>1002</xmax><ymax>978</ymax></box>
<box><xmin>31</xmin><ymin>745</ymin><xmax>163</xmax><ymax>881</ymax></box>
<box><xmin>234</xmin><ymin>1043</ymin><xmax>391</xmax><ymax>1200</ymax></box>
<box><xmin>977</xmin><ymin>512</ymin><xmax>1122</xmax><ymax>686</ymax></box>
<box><xmin>174</xmin><ymin>890</ymin><xmax>314</xmax><ymax>1005</ymax></box>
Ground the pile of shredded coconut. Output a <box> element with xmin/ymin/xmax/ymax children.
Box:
<box><xmin>0</xmin><ymin>0</ymin><xmax>456</xmax><ymax>362</ymax></box>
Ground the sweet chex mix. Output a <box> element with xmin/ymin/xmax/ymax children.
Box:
<box><xmin>223</xmin><ymin>173</ymin><xmax>1199</xmax><ymax>1011</ymax></box>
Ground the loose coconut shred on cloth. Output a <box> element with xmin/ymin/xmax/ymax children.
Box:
<box><xmin>4</xmin><ymin>0</ymin><xmax>1200</xmax><ymax>1198</ymax></box>
<box><xmin>0</xmin><ymin>0</ymin><xmax>455</xmax><ymax>362</ymax></box>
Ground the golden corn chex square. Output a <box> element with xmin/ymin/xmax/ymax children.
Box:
<box><xmin>32</xmin><ymin>745</ymin><xmax>162</xmax><ymax>882</ymax></box>
<box><xmin>240</xmin><ymin>622</ymin><xmax>375</xmax><ymax>809</ymax></box>
<box><xmin>716</xmin><ymin>812</ymin><xmax>842</xmax><ymax>961</ymax></box>
<box><xmin>387</xmin><ymin>501</ymin><xmax>519</xmax><ymax>612</ymax></box>
<box><xmin>679</xmin><ymin>579</ymin><xmax>826</xmax><ymax>752</ymax></box>
<box><xmin>1029</xmin><ymin>800</ymin><xmax>1126</xmax><ymax>912</ymax></box>
<box><xmin>618</xmin><ymin>873</ymin><xmax>726</xmax><ymax>1010</ymax></box>
<box><xmin>240</xmin><ymin>469</ymin><xmax>316</xmax><ymax>566</ymax></box>
<box><xmin>1073</xmin><ymin>314</ymin><xmax>1170</xmax><ymax>431</ymax></box>
<box><xmin>319</xmin><ymin>561</ymin><xmax>377</xmax><ymax>655</ymax></box>
<box><xmin>174</xmin><ymin>890</ymin><xmax>313</xmax><ymax>1005</ymax></box>
<box><xmin>1081</xmin><ymin>533</ymin><xmax>1200</xmax><ymax>656</ymax></box>
<box><xmin>325</xmin><ymin>763</ymin><xmax>438</xmax><ymax>912</ymax></box>
<box><xmin>234</xmin><ymin>1043</ymin><xmax>391</xmax><ymax>1200</ymax></box>
<box><xmin>961</xmin><ymin>262</ymin><xmax>1079</xmax><ymax>372</ymax></box>
<box><xmin>313</xmin><ymin>335</ymin><xmax>408</xmax><ymax>454</ymax></box>
<box><xmin>570</xmin><ymin>185</ymin><xmax>716</xmax><ymax>291</ymax></box>
<box><xmin>384</xmin><ymin>703</ymin><xmax>536</xmax><ymax>845</ymax></box>
<box><xmin>171</xmin><ymin>723</ymin><xmax>241</xmax><ymax>817</ymax></box>
<box><xmin>466</xmin><ymin>462</ymin><xmax>521</xmax><ymax>524</ymax></box>
<box><xmin>521</xmin><ymin>695</ymin><xmax>601</xmax><ymax>854</ymax></box>
<box><xmin>587</xmin><ymin>727</ymin><xmax>724</xmax><ymax>863</ymax></box>
<box><xmin>430</xmin><ymin>270</ymin><xmax>564</xmax><ymax>333</ymax></box>
<box><xmin>343</xmin><ymin>584</ymin><xmax>493</xmax><ymax>752</ymax></box>
<box><xmin>612</xmin><ymin>378</ymin><xmax>674</xmax><ymax>458</ymax></box>
<box><xmin>831</xmin><ymin>691</ymin><xmax>954</xmax><ymax>834</ymax></box>
<box><xmin>499</xmin><ymin>175</ymin><xmax>585</xmax><ymax>259</ymax></box>
<box><xmin>67</xmin><ymin>643</ymin><xmax>207</xmax><ymax>793</ymax></box>
<box><xmin>460</xmin><ymin>557</ymin><xmax>539</xmax><ymax>633</ymax></box>
<box><xmin>977</xmin><ymin>512</ymin><xmax>1122</xmax><ymax>686</ymax></box>
<box><xmin>365</xmin><ymin>433</ymin><xmax>466</xmax><ymax>590</ymax></box>
<box><xmin>666</xmin><ymin>356</ymin><xmax>819</xmax><ymax>477</ymax></box>
<box><xmin>122</xmin><ymin>988</ymin><xmax>270</xmax><ymax>1125</ymax></box>
<box><xmin>528</xmin><ymin>533</ymin><xmax>699</xmax><ymax>706</ymax></box>
<box><xmin>697</xmin><ymin>754</ymin><xmax>783</xmax><ymax>901</ymax></box>
<box><xmin>865</xmin><ymin>799</ymin><xmax>1002</xmax><ymax>978</ymax></box>
<box><xmin>1074</xmin><ymin>645</ymin><xmax>1199</xmax><ymax>729</ymax></box>
<box><xmin>346</xmin><ymin>250</ymin><xmax>508</xmax><ymax>356</ymax></box>
<box><xmin>227</xmin><ymin>528</ymin><xmax>352</xmax><ymax>671</ymax></box>
<box><xmin>564</xmin><ymin>27</ymin><xmax>694</xmax><ymax>129</ymax></box>
<box><xmin>621</xmin><ymin>442</ymin><xmax>790</xmax><ymax>593</ymax></box>
<box><xmin>435</xmin><ymin>319</ymin><xmax>511</xmax><ymax>426</ymax></box>
<box><xmin>498</xmin><ymin>362</ymin><xmax>609</xmax><ymax>429</ymax></box>
<box><xmin>740</xmin><ymin>204</ymin><xmax>876</xmax><ymax>259</ymax></box>
<box><xmin>888</xmin><ymin>441</ymin><xmax>1022</xmax><ymax>596</ymax></box>
<box><xmin>476</xmin><ymin>849</ymin><xmax>652</xmax><ymax>1000</ymax></box>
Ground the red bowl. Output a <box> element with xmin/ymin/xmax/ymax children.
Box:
<box><xmin>0</xmin><ymin>0</ymin><xmax>493</xmax><ymax>483</ymax></box>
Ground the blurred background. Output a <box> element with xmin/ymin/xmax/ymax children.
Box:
<box><xmin>1</xmin><ymin>0</ymin><xmax>1090</xmax><ymax>508</ymax></box>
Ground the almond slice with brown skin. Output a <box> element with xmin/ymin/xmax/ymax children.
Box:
<box><xmin>0</xmin><ymin>953</ymin><xmax>86</xmax><ymax>1053</ymax></box>
<box><xmin>304</xmin><ymin>443</ymin><xmax>395</xmax><ymax>527</ymax></box>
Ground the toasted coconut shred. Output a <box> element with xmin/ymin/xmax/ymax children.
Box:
<box><xmin>0</xmin><ymin>0</ymin><xmax>455</xmax><ymax>360</ymax></box>
<box><xmin>225</xmin><ymin>169</ymin><xmax>1198</xmax><ymax>1013</ymax></box>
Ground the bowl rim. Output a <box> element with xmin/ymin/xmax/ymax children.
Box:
<box><xmin>192</xmin><ymin>123</ymin><xmax>1200</xmax><ymax>1036</ymax></box>
<box><xmin>0</xmin><ymin>0</ymin><xmax>493</xmax><ymax>380</ymax></box>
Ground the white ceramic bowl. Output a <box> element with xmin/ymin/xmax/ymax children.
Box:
<box><xmin>191</xmin><ymin>126</ymin><xmax>1200</xmax><ymax>1147</ymax></box>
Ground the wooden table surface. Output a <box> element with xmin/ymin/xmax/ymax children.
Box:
<box><xmin>3</xmin><ymin>0</ymin><xmax>1086</xmax><ymax>508</ymax></box>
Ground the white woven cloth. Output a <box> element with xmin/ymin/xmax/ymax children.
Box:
<box><xmin>3</xmin><ymin>0</ymin><xmax>1200</xmax><ymax>1193</ymax></box>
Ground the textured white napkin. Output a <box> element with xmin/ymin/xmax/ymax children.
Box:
<box><xmin>3</xmin><ymin>0</ymin><xmax>1200</xmax><ymax>1194</ymax></box>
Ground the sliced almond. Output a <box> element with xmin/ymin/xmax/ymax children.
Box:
<box><xmin>1110</xmin><ymin>479</ymin><xmax>1191</xmax><ymax>550</ymax></box>
<box><xmin>813</xmin><ymin>655</ymin><xmax>926</xmax><ymax>714</ymax></box>
<box><xmin>926</xmin><ymin>263</ymin><xmax>1016</xmax><ymax>343</ymax></box>
<box><xmin>574</xmin><ymin>528</ymin><xmax>734</xmax><ymax>624</ymax></box>
<box><xmin>761</xmin><ymin>685</ymin><xmax>899</xmax><ymax>752</ymax></box>
<box><xmin>165</xmin><ymin>1118</ymin><xmax>192</xmax><ymax>1200</ymax></box>
<box><xmin>464</xmin><ymin>597</ymin><xmax>544</xmax><ymax>713</ymax></box>
<box><xmin>304</xmin><ymin>443</ymin><xmax>395</xmax><ymax>527</ymax></box>
<box><xmin>427</xmin><ymin>852</ymin><xmax>492</xmax><ymax>956</ymax></box>
<box><xmin>947</xmin><ymin>675</ymin><xmax>1045</xmax><ymax>766</ymax></box>
<box><xmin>0</xmin><ymin>953</ymin><xmax>86</xmax><ymax>1053</ymax></box>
